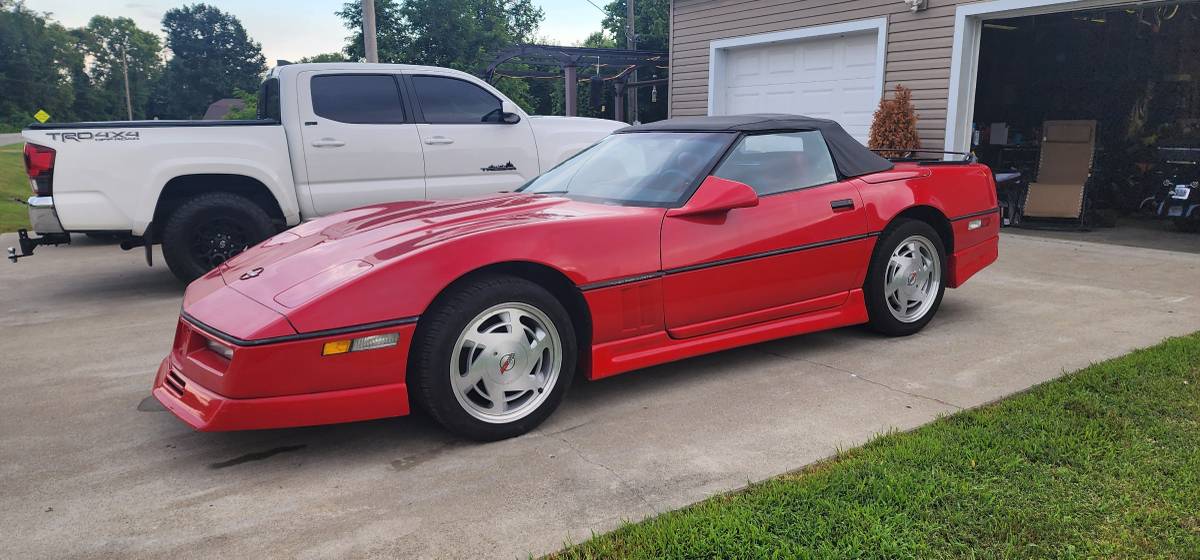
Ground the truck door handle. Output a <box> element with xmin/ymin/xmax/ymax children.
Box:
<box><xmin>423</xmin><ymin>136</ymin><xmax>455</xmax><ymax>145</ymax></box>
<box><xmin>830</xmin><ymin>199</ymin><xmax>855</xmax><ymax>211</ymax></box>
<box><xmin>311</xmin><ymin>138</ymin><xmax>345</xmax><ymax>148</ymax></box>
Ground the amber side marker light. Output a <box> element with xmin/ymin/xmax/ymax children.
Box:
<box><xmin>322</xmin><ymin>333</ymin><xmax>399</xmax><ymax>356</ymax></box>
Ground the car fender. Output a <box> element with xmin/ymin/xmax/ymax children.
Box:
<box><xmin>276</xmin><ymin>206</ymin><xmax>665</xmax><ymax>334</ymax></box>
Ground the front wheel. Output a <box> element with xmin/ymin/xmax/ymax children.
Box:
<box><xmin>864</xmin><ymin>220</ymin><xmax>947</xmax><ymax>336</ymax></box>
<box><xmin>409</xmin><ymin>275</ymin><xmax>576</xmax><ymax>441</ymax></box>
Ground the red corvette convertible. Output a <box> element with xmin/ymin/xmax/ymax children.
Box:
<box><xmin>153</xmin><ymin>115</ymin><xmax>999</xmax><ymax>440</ymax></box>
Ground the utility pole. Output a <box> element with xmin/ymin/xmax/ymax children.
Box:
<box><xmin>121</xmin><ymin>40</ymin><xmax>133</xmax><ymax>121</ymax></box>
<box><xmin>362</xmin><ymin>0</ymin><xmax>379</xmax><ymax>63</ymax></box>
<box><xmin>626</xmin><ymin>0</ymin><xmax>637</xmax><ymax>124</ymax></box>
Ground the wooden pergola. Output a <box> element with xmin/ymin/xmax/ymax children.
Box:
<box><xmin>483</xmin><ymin>44</ymin><xmax>668</xmax><ymax>122</ymax></box>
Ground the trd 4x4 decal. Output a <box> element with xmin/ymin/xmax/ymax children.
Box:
<box><xmin>45</xmin><ymin>131</ymin><xmax>141</xmax><ymax>142</ymax></box>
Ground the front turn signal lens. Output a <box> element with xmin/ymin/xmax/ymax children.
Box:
<box><xmin>322</xmin><ymin>340</ymin><xmax>352</xmax><ymax>356</ymax></box>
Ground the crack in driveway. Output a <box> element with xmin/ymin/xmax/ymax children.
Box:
<box><xmin>538</xmin><ymin>431</ymin><xmax>657</xmax><ymax>514</ymax></box>
<box><xmin>758</xmin><ymin>348</ymin><xmax>965</xmax><ymax>410</ymax></box>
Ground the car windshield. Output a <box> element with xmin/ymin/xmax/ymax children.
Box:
<box><xmin>519</xmin><ymin>132</ymin><xmax>732</xmax><ymax>206</ymax></box>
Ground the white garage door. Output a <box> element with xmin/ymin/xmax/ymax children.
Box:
<box><xmin>715</xmin><ymin>31</ymin><xmax>881</xmax><ymax>142</ymax></box>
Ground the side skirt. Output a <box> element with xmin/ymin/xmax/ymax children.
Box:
<box><xmin>589</xmin><ymin>289</ymin><xmax>870</xmax><ymax>380</ymax></box>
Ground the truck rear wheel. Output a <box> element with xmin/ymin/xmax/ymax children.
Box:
<box><xmin>161</xmin><ymin>192</ymin><xmax>276</xmax><ymax>283</ymax></box>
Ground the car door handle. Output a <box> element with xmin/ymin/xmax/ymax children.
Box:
<box><xmin>423</xmin><ymin>136</ymin><xmax>454</xmax><ymax>145</ymax></box>
<box><xmin>310</xmin><ymin>138</ymin><xmax>345</xmax><ymax>148</ymax></box>
<box><xmin>830</xmin><ymin>199</ymin><xmax>855</xmax><ymax>211</ymax></box>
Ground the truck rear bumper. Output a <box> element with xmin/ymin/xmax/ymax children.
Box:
<box><xmin>28</xmin><ymin>196</ymin><xmax>65</xmax><ymax>234</ymax></box>
<box><xmin>7</xmin><ymin>197</ymin><xmax>70</xmax><ymax>263</ymax></box>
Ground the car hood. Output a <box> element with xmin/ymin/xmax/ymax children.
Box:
<box><xmin>199</xmin><ymin>193</ymin><xmax>663</xmax><ymax>335</ymax></box>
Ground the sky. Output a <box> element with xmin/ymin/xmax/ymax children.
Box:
<box><xmin>27</xmin><ymin>0</ymin><xmax>607</xmax><ymax>65</ymax></box>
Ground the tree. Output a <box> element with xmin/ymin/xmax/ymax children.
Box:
<box><xmin>601</xmin><ymin>0</ymin><xmax>669</xmax><ymax>52</ymax></box>
<box><xmin>156</xmin><ymin>3</ymin><xmax>266</xmax><ymax>119</ymax></box>
<box><xmin>868</xmin><ymin>85</ymin><xmax>921</xmax><ymax>157</ymax></box>
<box><xmin>223</xmin><ymin>89</ymin><xmax>257</xmax><ymax>120</ymax></box>
<box><xmin>298</xmin><ymin>52</ymin><xmax>349</xmax><ymax>63</ymax></box>
<box><xmin>0</xmin><ymin>0</ymin><xmax>84</xmax><ymax>129</ymax></box>
<box><xmin>336</xmin><ymin>0</ymin><xmax>543</xmax><ymax>111</ymax></box>
<box><xmin>77</xmin><ymin>16</ymin><xmax>163</xmax><ymax>120</ymax></box>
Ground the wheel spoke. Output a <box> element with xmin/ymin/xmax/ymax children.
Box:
<box><xmin>506</xmin><ymin>372</ymin><xmax>542</xmax><ymax>392</ymax></box>
<box><xmin>483</xmin><ymin>378</ymin><xmax>507</xmax><ymax>412</ymax></box>
<box><xmin>528</xmin><ymin>331</ymin><xmax>551</xmax><ymax>361</ymax></box>
<box><xmin>466</xmin><ymin>331</ymin><xmax>511</xmax><ymax>351</ymax></box>
<box><xmin>456</xmin><ymin>357</ymin><xmax>488</xmax><ymax>391</ymax></box>
<box><xmin>908</xmin><ymin>285</ymin><xmax>925</xmax><ymax>303</ymax></box>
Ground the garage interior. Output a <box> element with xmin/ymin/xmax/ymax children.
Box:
<box><xmin>969</xmin><ymin>1</ymin><xmax>1200</xmax><ymax>251</ymax></box>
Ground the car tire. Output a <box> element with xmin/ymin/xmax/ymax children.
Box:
<box><xmin>864</xmin><ymin>219</ymin><xmax>948</xmax><ymax>337</ymax></box>
<box><xmin>409</xmin><ymin>275</ymin><xmax>577</xmax><ymax>441</ymax></box>
<box><xmin>161</xmin><ymin>192</ymin><xmax>277</xmax><ymax>283</ymax></box>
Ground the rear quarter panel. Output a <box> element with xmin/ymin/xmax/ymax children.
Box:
<box><xmin>855</xmin><ymin>163</ymin><xmax>999</xmax><ymax>287</ymax></box>
<box><xmin>856</xmin><ymin>163</ymin><xmax>998</xmax><ymax>241</ymax></box>
<box><xmin>22</xmin><ymin>124</ymin><xmax>299</xmax><ymax>234</ymax></box>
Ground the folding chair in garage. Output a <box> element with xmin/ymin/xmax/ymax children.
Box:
<box><xmin>1020</xmin><ymin>120</ymin><xmax>1098</xmax><ymax>230</ymax></box>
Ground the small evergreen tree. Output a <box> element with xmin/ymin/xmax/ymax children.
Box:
<box><xmin>868</xmin><ymin>85</ymin><xmax>920</xmax><ymax>158</ymax></box>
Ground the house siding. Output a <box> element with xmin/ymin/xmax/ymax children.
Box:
<box><xmin>670</xmin><ymin>0</ymin><xmax>982</xmax><ymax>148</ymax></box>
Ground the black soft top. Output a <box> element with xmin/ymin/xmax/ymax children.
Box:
<box><xmin>618</xmin><ymin>114</ymin><xmax>894</xmax><ymax>178</ymax></box>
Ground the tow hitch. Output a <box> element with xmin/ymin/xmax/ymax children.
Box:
<box><xmin>7</xmin><ymin>229</ymin><xmax>70</xmax><ymax>263</ymax></box>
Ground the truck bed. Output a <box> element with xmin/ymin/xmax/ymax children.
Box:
<box><xmin>26</xmin><ymin>120</ymin><xmax>278</xmax><ymax>129</ymax></box>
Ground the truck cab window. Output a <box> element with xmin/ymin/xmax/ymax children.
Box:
<box><xmin>412</xmin><ymin>75</ymin><xmax>503</xmax><ymax>124</ymax></box>
<box><xmin>311</xmin><ymin>74</ymin><xmax>406</xmax><ymax>124</ymax></box>
<box><xmin>715</xmin><ymin>131</ymin><xmax>839</xmax><ymax>195</ymax></box>
<box><xmin>257</xmin><ymin>78</ymin><xmax>281</xmax><ymax>121</ymax></box>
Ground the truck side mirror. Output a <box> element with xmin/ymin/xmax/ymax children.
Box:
<box><xmin>500</xmin><ymin>101</ymin><xmax>522</xmax><ymax>125</ymax></box>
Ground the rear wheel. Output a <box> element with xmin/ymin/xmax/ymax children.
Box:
<box><xmin>160</xmin><ymin>192</ymin><xmax>276</xmax><ymax>283</ymax></box>
<box><xmin>410</xmin><ymin>275</ymin><xmax>576</xmax><ymax>441</ymax></box>
<box><xmin>864</xmin><ymin>220</ymin><xmax>947</xmax><ymax>336</ymax></box>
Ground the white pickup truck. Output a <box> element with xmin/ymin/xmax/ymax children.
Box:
<box><xmin>14</xmin><ymin>63</ymin><xmax>622</xmax><ymax>281</ymax></box>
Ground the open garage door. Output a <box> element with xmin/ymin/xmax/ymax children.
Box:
<box><xmin>708</xmin><ymin>21</ymin><xmax>887</xmax><ymax>143</ymax></box>
<box><xmin>950</xmin><ymin>0</ymin><xmax>1200</xmax><ymax>248</ymax></box>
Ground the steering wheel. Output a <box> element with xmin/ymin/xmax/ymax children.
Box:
<box><xmin>657</xmin><ymin>169</ymin><xmax>694</xmax><ymax>193</ymax></box>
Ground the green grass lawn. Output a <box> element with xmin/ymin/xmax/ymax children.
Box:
<box><xmin>552</xmin><ymin>334</ymin><xmax>1200</xmax><ymax>559</ymax></box>
<box><xmin>1</xmin><ymin>143</ymin><xmax>30</xmax><ymax>233</ymax></box>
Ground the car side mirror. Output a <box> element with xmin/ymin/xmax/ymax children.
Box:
<box><xmin>666</xmin><ymin>176</ymin><xmax>759</xmax><ymax>218</ymax></box>
<box><xmin>500</xmin><ymin>101</ymin><xmax>522</xmax><ymax>124</ymax></box>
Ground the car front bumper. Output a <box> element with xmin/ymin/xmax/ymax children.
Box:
<box><xmin>28</xmin><ymin>196</ymin><xmax>64</xmax><ymax>234</ymax></box>
<box><xmin>152</xmin><ymin>315</ymin><xmax>416</xmax><ymax>431</ymax></box>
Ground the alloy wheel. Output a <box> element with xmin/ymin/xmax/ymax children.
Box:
<box><xmin>884</xmin><ymin>235</ymin><xmax>942</xmax><ymax>323</ymax></box>
<box><xmin>449</xmin><ymin>302</ymin><xmax>563</xmax><ymax>424</ymax></box>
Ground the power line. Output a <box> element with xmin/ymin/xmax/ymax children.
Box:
<box><xmin>580</xmin><ymin>0</ymin><xmax>607</xmax><ymax>15</ymax></box>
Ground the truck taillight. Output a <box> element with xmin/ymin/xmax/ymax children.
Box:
<box><xmin>23</xmin><ymin>143</ymin><xmax>55</xmax><ymax>197</ymax></box>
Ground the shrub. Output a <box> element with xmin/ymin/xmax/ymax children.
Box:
<box><xmin>868</xmin><ymin>85</ymin><xmax>920</xmax><ymax>158</ymax></box>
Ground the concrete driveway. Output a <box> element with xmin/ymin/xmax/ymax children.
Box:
<box><xmin>1</xmin><ymin>233</ymin><xmax>1197</xmax><ymax>559</ymax></box>
<box><xmin>0</xmin><ymin>132</ymin><xmax>23</xmax><ymax>146</ymax></box>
